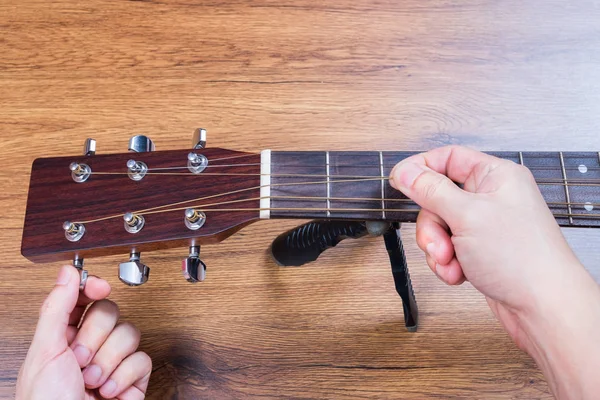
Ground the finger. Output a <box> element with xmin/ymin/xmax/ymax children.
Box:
<box><xmin>390</xmin><ymin>160</ymin><xmax>470</xmax><ymax>224</ymax></box>
<box><xmin>435</xmin><ymin>257</ymin><xmax>466</xmax><ymax>286</ymax></box>
<box><xmin>67</xmin><ymin>326</ymin><xmax>78</xmax><ymax>345</ymax></box>
<box><xmin>425</xmin><ymin>254</ymin><xmax>437</xmax><ymax>276</ymax></box>
<box><xmin>70</xmin><ymin>299</ymin><xmax>120</xmax><ymax>368</ymax></box>
<box><xmin>83</xmin><ymin>322</ymin><xmax>141</xmax><ymax>389</ymax></box>
<box><xmin>416</xmin><ymin>209</ymin><xmax>454</xmax><ymax>266</ymax></box>
<box><xmin>97</xmin><ymin>351</ymin><xmax>152</xmax><ymax>399</ymax></box>
<box><xmin>389</xmin><ymin>146</ymin><xmax>504</xmax><ymax>223</ymax></box>
<box><xmin>82</xmin><ymin>275</ymin><xmax>112</xmax><ymax>302</ymax></box>
<box><xmin>408</xmin><ymin>146</ymin><xmax>504</xmax><ymax>185</ymax></box>
<box><xmin>31</xmin><ymin>266</ymin><xmax>81</xmax><ymax>354</ymax></box>
<box><xmin>69</xmin><ymin>276</ymin><xmax>112</xmax><ymax>327</ymax></box>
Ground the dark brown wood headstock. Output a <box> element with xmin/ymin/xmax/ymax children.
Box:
<box><xmin>22</xmin><ymin>148</ymin><xmax>260</xmax><ymax>263</ymax></box>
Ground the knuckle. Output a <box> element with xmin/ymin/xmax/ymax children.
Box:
<box><xmin>419</xmin><ymin>174</ymin><xmax>448</xmax><ymax>201</ymax></box>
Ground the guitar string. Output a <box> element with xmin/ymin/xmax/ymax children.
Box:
<box><xmin>149</xmin><ymin>163</ymin><xmax>600</xmax><ymax>172</ymax></box>
<box><xmin>74</xmin><ymin>177</ymin><xmax>389</xmax><ymax>223</ymax></box>
<box><xmin>195</xmin><ymin>152</ymin><xmax>600</xmax><ymax>161</ymax></box>
<box><xmin>76</xmin><ymin>170</ymin><xmax>600</xmax><ymax>223</ymax></box>
<box><xmin>74</xmin><ymin>188</ymin><xmax>600</xmax><ymax>225</ymax></box>
<box><xmin>88</xmin><ymin>171</ymin><xmax>600</xmax><ymax>185</ymax></box>
<box><xmin>76</xmin><ymin>206</ymin><xmax>600</xmax><ymax>221</ymax></box>
<box><xmin>74</xmin><ymin>170</ymin><xmax>600</xmax><ymax>224</ymax></box>
<box><xmin>83</xmin><ymin>195</ymin><xmax>600</xmax><ymax>219</ymax></box>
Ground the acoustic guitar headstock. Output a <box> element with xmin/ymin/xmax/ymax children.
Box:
<box><xmin>22</xmin><ymin>129</ymin><xmax>261</xmax><ymax>285</ymax></box>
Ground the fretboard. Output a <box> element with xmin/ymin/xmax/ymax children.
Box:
<box><xmin>261</xmin><ymin>150</ymin><xmax>600</xmax><ymax>228</ymax></box>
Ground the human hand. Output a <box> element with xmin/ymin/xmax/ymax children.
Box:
<box><xmin>16</xmin><ymin>266</ymin><xmax>152</xmax><ymax>400</ymax></box>
<box><xmin>389</xmin><ymin>146</ymin><xmax>600</xmax><ymax>399</ymax></box>
<box><xmin>389</xmin><ymin>146</ymin><xmax>580</xmax><ymax>309</ymax></box>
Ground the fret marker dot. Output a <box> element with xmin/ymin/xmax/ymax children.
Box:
<box><xmin>584</xmin><ymin>202</ymin><xmax>594</xmax><ymax>212</ymax></box>
<box><xmin>578</xmin><ymin>164</ymin><xmax>588</xmax><ymax>174</ymax></box>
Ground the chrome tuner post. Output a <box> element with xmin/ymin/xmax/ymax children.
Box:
<box><xmin>127</xmin><ymin>159</ymin><xmax>148</xmax><ymax>181</ymax></box>
<box><xmin>128</xmin><ymin>135</ymin><xmax>155</xmax><ymax>153</ymax></box>
<box><xmin>192</xmin><ymin>128</ymin><xmax>207</xmax><ymax>149</ymax></box>
<box><xmin>123</xmin><ymin>212</ymin><xmax>145</xmax><ymax>233</ymax></box>
<box><xmin>119</xmin><ymin>252</ymin><xmax>150</xmax><ymax>286</ymax></box>
<box><xmin>63</xmin><ymin>221</ymin><xmax>85</xmax><ymax>242</ymax></box>
<box><xmin>73</xmin><ymin>257</ymin><xmax>88</xmax><ymax>291</ymax></box>
<box><xmin>83</xmin><ymin>138</ymin><xmax>96</xmax><ymax>156</ymax></box>
<box><xmin>182</xmin><ymin>245</ymin><xmax>206</xmax><ymax>283</ymax></box>
<box><xmin>184</xmin><ymin>208</ymin><xmax>206</xmax><ymax>230</ymax></box>
<box><xmin>69</xmin><ymin>162</ymin><xmax>91</xmax><ymax>183</ymax></box>
<box><xmin>187</xmin><ymin>152</ymin><xmax>208</xmax><ymax>174</ymax></box>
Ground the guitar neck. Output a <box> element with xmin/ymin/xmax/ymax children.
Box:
<box><xmin>261</xmin><ymin>150</ymin><xmax>600</xmax><ymax>228</ymax></box>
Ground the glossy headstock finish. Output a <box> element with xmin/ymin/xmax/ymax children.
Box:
<box><xmin>22</xmin><ymin>148</ymin><xmax>260</xmax><ymax>263</ymax></box>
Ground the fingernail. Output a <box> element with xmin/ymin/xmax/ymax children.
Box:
<box><xmin>72</xmin><ymin>345</ymin><xmax>91</xmax><ymax>366</ymax></box>
<box><xmin>101</xmin><ymin>379</ymin><xmax>117</xmax><ymax>397</ymax></box>
<box><xmin>390</xmin><ymin>162</ymin><xmax>425</xmax><ymax>190</ymax></box>
<box><xmin>56</xmin><ymin>266</ymin><xmax>71</xmax><ymax>285</ymax></box>
<box><xmin>426</xmin><ymin>242</ymin><xmax>437</xmax><ymax>263</ymax></box>
<box><xmin>83</xmin><ymin>364</ymin><xmax>102</xmax><ymax>385</ymax></box>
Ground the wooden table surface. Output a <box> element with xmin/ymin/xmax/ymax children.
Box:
<box><xmin>2</xmin><ymin>1</ymin><xmax>600</xmax><ymax>398</ymax></box>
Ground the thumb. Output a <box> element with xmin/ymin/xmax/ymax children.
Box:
<box><xmin>31</xmin><ymin>265</ymin><xmax>80</xmax><ymax>355</ymax></box>
<box><xmin>390</xmin><ymin>160</ymin><xmax>470</xmax><ymax>224</ymax></box>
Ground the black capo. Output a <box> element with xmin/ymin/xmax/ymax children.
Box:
<box><xmin>270</xmin><ymin>220</ymin><xmax>418</xmax><ymax>332</ymax></box>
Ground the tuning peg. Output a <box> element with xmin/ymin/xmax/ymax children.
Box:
<box><xmin>73</xmin><ymin>256</ymin><xmax>88</xmax><ymax>291</ymax></box>
<box><xmin>119</xmin><ymin>252</ymin><xmax>150</xmax><ymax>286</ymax></box>
<box><xmin>192</xmin><ymin>128</ymin><xmax>207</xmax><ymax>149</ymax></box>
<box><xmin>128</xmin><ymin>135</ymin><xmax>155</xmax><ymax>153</ymax></box>
<box><xmin>182</xmin><ymin>245</ymin><xmax>206</xmax><ymax>283</ymax></box>
<box><xmin>83</xmin><ymin>138</ymin><xmax>96</xmax><ymax>156</ymax></box>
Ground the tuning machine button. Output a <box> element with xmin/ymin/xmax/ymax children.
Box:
<box><xmin>128</xmin><ymin>135</ymin><xmax>155</xmax><ymax>153</ymax></box>
<box><xmin>84</xmin><ymin>138</ymin><xmax>96</xmax><ymax>156</ymax></box>
<box><xmin>182</xmin><ymin>245</ymin><xmax>206</xmax><ymax>283</ymax></box>
<box><xmin>192</xmin><ymin>128</ymin><xmax>207</xmax><ymax>149</ymax></box>
<box><xmin>119</xmin><ymin>252</ymin><xmax>150</xmax><ymax>286</ymax></box>
<box><xmin>73</xmin><ymin>257</ymin><xmax>88</xmax><ymax>291</ymax></box>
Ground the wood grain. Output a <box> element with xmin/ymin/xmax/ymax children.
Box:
<box><xmin>1</xmin><ymin>0</ymin><xmax>600</xmax><ymax>398</ymax></box>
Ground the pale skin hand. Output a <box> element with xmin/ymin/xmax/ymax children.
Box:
<box><xmin>16</xmin><ymin>266</ymin><xmax>152</xmax><ymax>400</ymax></box>
<box><xmin>389</xmin><ymin>146</ymin><xmax>600</xmax><ymax>399</ymax></box>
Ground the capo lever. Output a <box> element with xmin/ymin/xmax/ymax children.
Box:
<box><xmin>270</xmin><ymin>220</ymin><xmax>418</xmax><ymax>331</ymax></box>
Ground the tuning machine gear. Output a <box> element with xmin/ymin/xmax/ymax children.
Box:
<box><xmin>128</xmin><ymin>135</ymin><xmax>155</xmax><ymax>153</ymax></box>
<box><xmin>192</xmin><ymin>128</ymin><xmax>207</xmax><ymax>149</ymax></box>
<box><xmin>119</xmin><ymin>251</ymin><xmax>150</xmax><ymax>286</ymax></box>
<box><xmin>83</xmin><ymin>138</ymin><xmax>96</xmax><ymax>156</ymax></box>
<box><xmin>73</xmin><ymin>257</ymin><xmax>88</xmax><ymax>291</ymax></box>
<box><xmin>182</xmin><ymin>245</ymin><xmax>206</xmax><ymax>283</ymax></box>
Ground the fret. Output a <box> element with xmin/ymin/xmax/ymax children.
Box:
<box><xmin>329</xmin><ymin>151</ymin><xmax>383</xmax><ymax>220</ymax></box>
<box><xmin>559</xmin><ymin>152</ymin><xmax>574</xmax><ymax>225</ymax></box>
<box><xmin>379</xmin><ymin>151</ymin><xmax>386</xmax><ymax>220</ymax></box>
<box><xmin>326</xmin><ymin>151</ymin><xmax>331</xmax><ymax>218</ymax></box>
<box><xmin>270</xmin><ymin>151</ymin><xmax>327</xmax><ymax>219</ymax></box>
<box><xmin>558</xmin><ymin>152</ymin><xmax>600</xmax><ymax>227</ymax></box>
<box><xmin>382</xmin><ymin>152</ymin><xmax>421</xmax><ymax>223</ymax></box>
<box><xmin>518</xmin><ymin>151</ymin><xmax>524</xmax><ymax>166</ymax></box>
<box><xmin>260</xmin><ymin>149</ymin><xmax>271</xmax><ymax>219</ymax></box>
